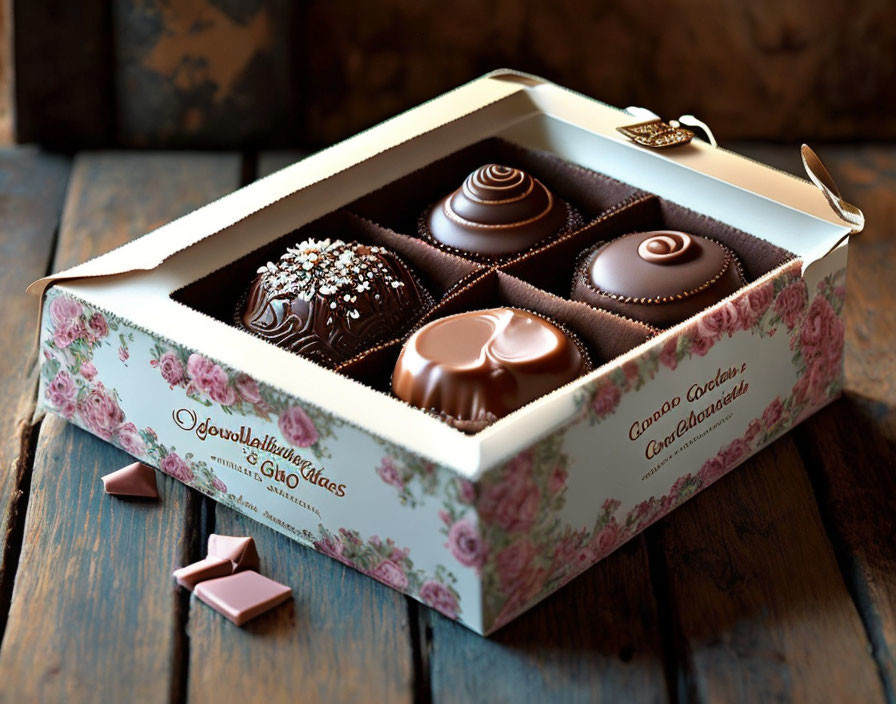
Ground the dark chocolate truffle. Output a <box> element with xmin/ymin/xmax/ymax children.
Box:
<box><xmin>392</xmin><ymin>307</ymin><xmax>589</xmax><ymax>427</ymax></box>
<box><xmin>424</xmin><ymin>164</ymin><xmax>581</xmax><ymax>257</ymax></box>
<box><xmin>238</xmin><ymin>238</ymin><xmax>432</xmax><ymax>366</ymax></box>
<box><xmin>571</xmin><ymin>231</ymin><xmax>746</xmax><ymax>327</ymax></box>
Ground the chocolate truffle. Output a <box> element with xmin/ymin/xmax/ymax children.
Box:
<box><xmin>238</xmin><ymin>239</ymin><xmax>432</xmax><ymax>366</ymax></box>
<box><xmin>571</xmin><ymin>231</ymin><xmax>746</xmax><ymax>327</ymax></box>
<box><xmin>423</xmin><ymin>164</ymin><xmax>582</xmax><ymax>257</ymax></box>
<box><xmin>393</xmin><ymin>307</ymin><xmax>589</xmax><ymax>428</ymax></box>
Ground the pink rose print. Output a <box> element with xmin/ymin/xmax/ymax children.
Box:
<box><xmin>659</xmin><ymin>335</ymin><xmax>679</xmax><ymax>370</ymax></box>
<box><xmin>118</xmin><ymin>346</ymin><xmax>129</xmax><ymax>362</ymax></box>
<box><xmin>762</xmin><ymin>398</ymin><xmax>784</xmax><ymax>430</ymax></box>
<box><xmin>49</xmin><ymin>296</ymin><xmax>82</xmax><ymax>327</ymax></box>
<box><xmin>793</xmin><ymin>356</ymin><xmax>838</xmax><ymax>407</ymax></box>
<box><xmin>799</xmin><ymin>296</ymin><xmax>843</xmax><ymax>365</ymax></box>
<box><xmin>376</xmin><ymin>457</ymin><xmax>404</xmax><ymax>488</ymax></box>
<box><xmin>447</xmin><ymin>519</ymin><xmax>485</xmax><ymax>568</ymax></box>
<box><xmin>370</xmin><ymin>559</ymin><xmax>409</xmax><ymax>590</ymax></box>
<box><xmin>548</xmin><ymin>465</ymin><xmax>568</xmax><ymax>494</ymax></box>
<box><xmin>313</xmin><ymin>536</ymin><xmax>353</xmax><ymax>567</ymax></box>
<box><xmin>419</xmin><ymin>580</ymin><xmax>459</xmax><ymax>619</ymax></box>
<box><xmin>79</xmin><ymin>361</ymin><xmax>98</xmax><ymax>381</ymax></box>
<box><xmin>53</xmin><ymin>319</ymin><xmax>84</xmax><ymax>349</ymax></box>
<box><xmin>479</xmin><ymin>460</ymin><xmax>540</xmax><ymax>533</ymax></box>
<box><xmin>234</xmin><ymin>374</ymin><xmax>262</xmax><ymax>404</ymax></box>
<box><xmin>78</xmin><ymin>383</ymin><xmax>125</xmax><ymax>440</ymax></box>
<box><xmin>698</xmin><ymin>455</ymin><xmax>728</xmax><ymax>485</ymax></box>
<box><xmin>774</xmin><ymin>280</ymin><xmax>808</xmax><ymax>330</ymax></box>
<box><xmin>721</xmin><ymin>437</ymin><xmax>750</xmax><ymax>469</ymax></box>
<box><xmin>455</xmin><ymin>478</ymin><xmax>475</xmax><ymax>504</ymax></box>
<box><xmin>736</xmin><ymin>282</ymin><xmax>774</xmax><ymax>330</ymax></box>
<box><xmin>186</xmin><ymin>354</ymin><xmax>236</xmax><ymax>405</ymax></box>
<box><xmin>690</xmin><ymin>302</ymin><xmax>740</xmax><ymax>356</ymax></box>
<box><xmin>591</xmin><ymin>521</ymin><xmax>622</xmax><ymax>559</ymax></box>
<box><xmin>46</xmin><ymin>370</ymin><xmax>77</xmax><ymax>418</ymax></box>
<box><xmin>86</xmin><ymin>312</ymin><xmax>109</xmax><ymax>342</ymax></box>
<box><xmin>744</xmin><ymin>419</ymin><xmax>762</xmax><ymax>443</ymax></box>
<box><xmin>591</xmin><ymin>381</ymin><xmax>621</xmax><ymax>418</ymax></box>
<box><xmin>158</xmin><ymin>351</ymin><xmax>185</xmax><ymax>387</ymax></box>
<box><xmin>495</xmin><ymin>537</ymin><xmax>536</xmax><ymax>592</ymax></box>
<box><xmin>160</xmin><ymin>452</ymin><xmax>194</xmax><ymax>483</ymax></box>
<box><xmin>117</xmin><ymin>422</ymin><xmax>146</xmax><ymax>457</ymax></box>
<box><xmin>212</xmin><ymin>476</ymin><xmax>227</xmax><ymax>493</ymax></box>
<box><xmin>278</xmin><ymin>405</ymin><xmax>319</xmax><ymax>447</ymax></box>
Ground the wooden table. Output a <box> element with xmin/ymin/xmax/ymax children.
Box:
<box><xmin>0</xmin><ymin>145</ymin><xmax>892</xmax><ymax>703</ymax></box>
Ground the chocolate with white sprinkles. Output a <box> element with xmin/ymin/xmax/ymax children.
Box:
<box><xmin>237</xmin><ymin>238</ymin><xmax>433</xmax><ymax>366</ymax></box>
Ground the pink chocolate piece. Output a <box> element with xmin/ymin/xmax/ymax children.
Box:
<box><xmin>207</xmin><ymin>534</ymin><xmax>260</xmax><ymax>572</ymax></box>
<box><xmin>101</xmin><ymin>462</ymin><xmax>159</xmax><ymax>498</ymax></box>
<box><xmin>172</xmin><ymin>556</ymin><xmax>233</xmax><ymax>591</ymax></box>
<box><xmin>194</xmin><ymin>570</ymin><xmax>291</xmax><ymax>626</ymax></box>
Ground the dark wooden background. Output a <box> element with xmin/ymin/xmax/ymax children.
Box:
<box><xmin>7</xmin><ymin>0</ymin><xmax>896</xmax><ymax>148</ymax></box>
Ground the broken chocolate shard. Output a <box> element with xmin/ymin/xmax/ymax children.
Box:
<box><xmin>207</xmin><ymin>534</ymin><xmax>260</xmax><ymax>572</ymax></box>
<box><xmin>194</xmin><ymin>570</ymin><xmax>292</xmax><ymax>626</ymax></box>
<box><xmin>101</xmin><ymin>462</ymin><xmax>159</xmax><ymax>499</ymax></box>
<box><xmin>172</xmin><ymin>556</ymin><xmax>233</xmax><ymax>591</ymax></box>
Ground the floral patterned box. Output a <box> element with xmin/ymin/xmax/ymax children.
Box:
<box><xmin>31</xmin><ymin>71</ymin><xmax>859</xmax><ymax>634</ymax></box>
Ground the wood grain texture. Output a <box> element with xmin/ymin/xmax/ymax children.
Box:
<box><xmin>794</xmin><ymin>147</ymin><xmax>896</xmax><ymax>698</ymax></box>
<box><xmin>113</xmin><ymin>0</ymin><xmax>299</xmax><ymax>147</ymax></box>
<box><xmin>426</xmin><ymin>538</ymin><xmax>669</xmax><ymax>704</ymax></box>
<box><xmin>652</xmin><ymin>437</ymin><xmax>885</xmax><ymax>702</ymax></box>
<box><xmin>183</xmin><ymin>151</ymin><xmax>415</xmax><ymax>704</ymax></box>
<box><xmin>0</xmin><ymin>148</ymin><xmax>69</xmax><ymax>625</ymax></box>
<box><xmin>0</xmin><ymin>152</ymin><xmax>240</xmax><ymax>702</ymax></box>
<box><xmin>300</xmin><ymin>0</ymin><xmax>896</xmax><ymax>147</ymax></box>
<box><xmin>186</xmin><ymin>506</ymin><xmax>416</xmax><ymax>704</ymax></box>
<box><xmin>734</xmin><ymin>144</ymin><xmax>896</xmax><ymax>695</ymax></box>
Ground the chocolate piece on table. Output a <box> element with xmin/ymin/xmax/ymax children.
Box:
<box><xmin>207</xmin><ymin>534</ymin><xmax>260</xmax><ymax>572</ymax></box>
<box><xmin>238</xmin><ymin>238</ymin><xmax>432</xmax><ymax>366</ymax></box>
<box><xmin>101</xmin><ymin>461</ymin><xmax>159</xmax><ymax>499</ymax></box>
<box><xmin>393</xmin><ymin>307</ymin><xmax>590</xmax><ymax>428</ymax></box>
<box><xmin>423</xmin><ymin>164</ymin><xmax>582</xmax><ymax>257</ymax></box>
<box><xmin>172</xmin><ymin>556</ymin><xmax>233</xmax><ymax>591</ymax></box>
<box><xmin>571</xmin><ymin>230</ymin><xmax>746</xmax><ymax>327</ymax></box>
<box><xmin>194</xmin><ymin>570</ymin><xmax>292</xmax><ymax>626</ymax></box>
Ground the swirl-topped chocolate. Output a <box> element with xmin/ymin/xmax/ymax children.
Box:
<box><xmin>571</xmin><ymin>231</ymin><xmax>746</xmax><ymax>327</ymax></box>
<box><xmin>392</xmin><ymin>307</ymin><xmax>590</xmax><ymax>430</ymax></box>
<box><xmin>424</xmin><ymin>164</ymin><xmax>580</xmax><ymax>257</ymax></box>
<box><xmin>238</xmin><ymin>238</ymin><xmax>432</xmax><ymax>366</ymax></box>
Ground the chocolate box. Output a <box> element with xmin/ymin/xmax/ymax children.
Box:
<box><xmin>31</xmin><ymin>71</ymin><xmax>860</xmax><ymax>634</ymax></box>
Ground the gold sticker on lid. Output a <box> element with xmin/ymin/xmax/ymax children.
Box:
<box><xmin>617</xmin><ymin>120</ymin><xmax>694</xmax><ymax>149</ymax></box>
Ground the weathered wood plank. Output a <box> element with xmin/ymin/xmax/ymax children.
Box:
<box><xmin>113</xmin><ymin>0</ymin><xmax>300</xmax><ymax>147</ymax></box>
<box><xmin>426</xmin><ymin>538</ymin><xmax>669</xmax><ymax>704</ymax></box>
<box><xmin>183</xmin><ymin>151</ymin><xmax>415</xmax><ymax>704</ymax></box>
<box><xmin>186</xmin><ymin>507</ymin><xmax>417</xmax><ymax>704</ymax></box>
<box><xmin>654</xmin><ymin>437</ymin><xmax>885</xmax><ymax>702</ymax></box>
<box><xmin>733</xmin><ymin>144</ymin><xmax>896</xmax><ymax>697</ymax></box>
<box><xmin>0</xmin><ymin>152</ymin><xmax>240</xmax><ymax>702</ymax></box>
<box><xmin>0</xmin><ymin>148</ymin><xmax>69</xmax><ymax>630</ymax></box>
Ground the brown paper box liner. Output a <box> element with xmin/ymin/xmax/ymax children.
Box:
<box><xmin>172</xmin><ymin>141</ymin><xmax>796</xmax><ymax>434</ymax></box>
<box><xmin>348</xmin><ymin>137</ymin><xmax>643</xmax><ymax>262</ymax></box>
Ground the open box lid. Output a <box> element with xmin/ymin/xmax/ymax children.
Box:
<box><xmin>31</xmin><ymin>70</ymin><xmax>860</xmax><ymax>477</ymax></box>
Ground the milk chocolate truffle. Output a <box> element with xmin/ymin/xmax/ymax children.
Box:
<box><xmin>571</xmin><ymin>231</ymin><xmax>746</xmax><ymax>327</ymax></box>
<box><xmin>423</xmin><ymin>164</ymin><xmax>582</xmax><ymax>257</ymax></box>
<box><xmin>393</xmin><ymin>307</ymin><xmax>589</xmax><ymax>427</ymax></box>
<box><xmin>239</xmin><ymin>239</ymin><xmax>432</xmax><ymax>366</ymax></box>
